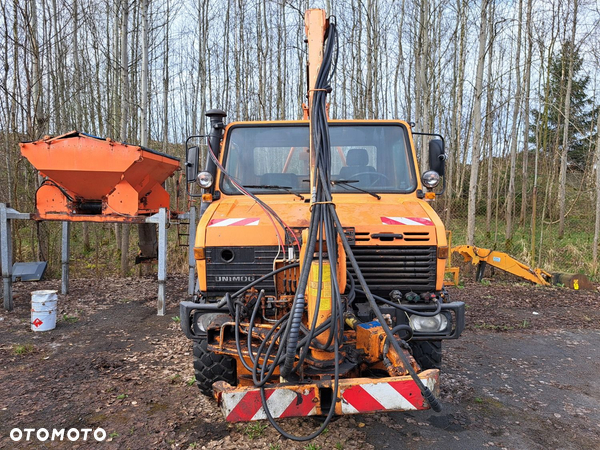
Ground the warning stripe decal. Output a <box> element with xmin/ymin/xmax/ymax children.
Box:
<box><xmin>280</xmin><ymin>390</ymin><xmax>317</xmax><ymax>418</ymax></box>
<box><xmin>208</xmin><ymin>218</ymin><xmax>260</xmax><ymax>227</ymax></box>
<box><xmin>341</xmin><ymin>385</ymin><xmax>385</xmax><ymax>413</ymax></box>
<box><xmin>381</xmin><ymin>216</ymin><xmax>434</xmax><ymax>226</ymax></box>
<box><xmin>224</xmin><ymin>389</ymin><xmax>273</xmax><ymax>422</ymax></box>
<box><xmin>389</xmin><ymin>379</ymin><xmax>426</xmax><ymax>409</ymax></box>
<box><xmin>340</xmin><ymin>380</ymin><xmax>425</xmax><ymax>414</ymax></box>
<box><xmin>219</xmin><ymin>373</ymin><xmax>438</xmax><ymax>422</ymax></box>
<box><xmin>223</xmin><ymin>388</ymin><xmax>317</xmax><ymax>422</ymax></box>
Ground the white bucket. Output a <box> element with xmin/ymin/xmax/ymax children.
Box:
<box><xmin>31</xmin><ymin>290</ymin><xmax>58</xmax><ymax>332</ymax></box>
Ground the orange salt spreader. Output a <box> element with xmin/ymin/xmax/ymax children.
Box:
<box><xmin>20</xmin><ymin>131</ymin><xmax>180</xmax><ymax>222</ymax></box>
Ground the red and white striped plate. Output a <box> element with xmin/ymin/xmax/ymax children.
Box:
<box><xmin>214</xmin><ymin>370</ymin><xmax>439</xmax><ymax>422</ymax></box>
<box><xmin>208</xmin><ymin>218</ymin><xmax>260</xmax><ymax>227</ymax></box>
<box><xmin>381</xmin><ymin>216</ymin><xmax>434</xmax><ymax>226</ymax></box>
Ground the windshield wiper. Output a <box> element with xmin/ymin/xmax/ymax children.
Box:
<box><xmin>331</xmin><ymin>179</ymin><xmax>381</xmax><ymax>200</ymax></box>
<box><xmin>243</xmin><ymin>185</ymin><xmax>305</xmax><ymax>200</ymax></box>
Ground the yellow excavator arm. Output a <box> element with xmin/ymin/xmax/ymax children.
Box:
<box><xmin>452</xmin><ymin>245</ymin><xmax>553</xmax><ymax>286</ymax></box>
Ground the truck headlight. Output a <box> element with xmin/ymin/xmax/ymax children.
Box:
<box><xmin>409</xmin><ymin>313</ymin><xmax>448</xmax><ymax>332</ymax></box>
<box><xmin>421</xmin><ymin>170</ymin><xmax>440</xmax><ymax>189</ymax></box>
<box><xmin>196</xmin><ymin>171</ymin><xmax>214</xmax><ymax>189</ymax></box>
<box><xmin>194</xmin><ymin>312</ymin><xmax>221</xmax><ymax>332</ymax></box>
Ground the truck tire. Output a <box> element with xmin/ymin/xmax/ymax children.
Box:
<box><xmin>410</xmin><ymin>340</ymin><xmax>442</xmax><ymax>370</ymax></box>
<box><xmin>193</xmin><ymin>339</ymin><xmax>237</xmax><ymax>396</ymax></box>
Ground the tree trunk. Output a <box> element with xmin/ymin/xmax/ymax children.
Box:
<box><xmin>466</xmin><ymin>0</ymin><xmax>489</xmax><ymax>246</ymax></box>
<box><xmin>138</xmin><ymin>0</ymin><xmax>156</xmax><ymax>275</ymax></box>
<box><xmin>484</xmin><ymin>70</ymin><xmax>494</xmax><ymax>236</ymax></box>
<box><xmin>593</xmin><ymin>110</ymin><xmax>600</xmax><ymax>269</ymax></box>
<box><xmin>532</xmin><ymin>17</ymin><xmax>558</xmax><ymax>264</ymax></box>
<box><xmin>29</xmin><ymin>0</ymin><xmax>43</xmax><ymax>137</ymax></box>
<box><xmin>484</xmin><ymin>3</ymin><xmax>496</xmax><ymax>236</ymax></box>
<box><xmin>505</xmin><ymin>0</ymin><xmax>523</xmax><ymax>246</ymax></box>
<box><xmin>519</xmin><ymin>0</ymin><xmax>533</xmax><ymax>225</ymax></box>
<box><xmin>415</xmin><ymin>0</ymin><xmax>429</xmax><ymax>171</ymax></box>
<box><xmin>120</xmin><ymin>0</ymin><xmax>130</xmax><ymax>277</ymax></box>
<box><xmin>558</xmin><ymin>1</ymin><xmax>578</xmax><ymax>239</ymax></box>
<box><xmin>162</xmin><ymin>0</ymin><xmax>170</xmax><ymax>152</ymax></box>
<box><xmin>446</xmin><ymin>0</ymin><xmax>467</xmax><ymax>224</ymax></box>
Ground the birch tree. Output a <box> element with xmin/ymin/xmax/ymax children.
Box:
<box><xmin>505</xmin><ymin>0</ymin><xmax>524</xmax><ymax>245</ymax></box>
<box><xmin>519</xmin><ymin>0</ymin><xmax>533</xmax><ymax>225</ymax></box>
<box><xmin>467</xmin><ymin>0</ymin><xmax>489</xmax><ymax>246</ymax></box>
<box><xmin>593</xmin><ymin>109</ymin><xmax>600</xmax><ymax>269</ymax></box>
<box><xmin>120</xmin><ymin>0</ymin><xmax>130</xmax><ymax>277</ymax></box>
<box><xmin>558</xmin><ymin>0</ymin><xmax>578</xmax><ymax>239</ymax></box>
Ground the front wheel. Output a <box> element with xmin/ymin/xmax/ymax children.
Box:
<box><xmin>410</xmin><ymin>340</ymin><xmax>442</xmax><ymax>370</ymax></box>
<box><xmin>192</xmin><ymin>339</ymin><xmax>237</xmax><ymax>396</ymax></box>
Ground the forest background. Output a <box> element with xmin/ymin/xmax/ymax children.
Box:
<box><xmin>1</xmin><ymin>0</ymin><xmax>600</xmax><ymax>280</ymax></box>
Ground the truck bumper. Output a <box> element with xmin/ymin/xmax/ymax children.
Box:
<box><xmin>213</xmin><ymin>369</ymin><xmax>439</xmax><ymax>422</ymax></box>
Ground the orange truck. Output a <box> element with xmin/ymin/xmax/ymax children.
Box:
<box><xmin>180</xmin><ymin>9</ymin><xmax>464</xmax><ymax>440</ymax></box>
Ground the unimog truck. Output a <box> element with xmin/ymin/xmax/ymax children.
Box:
<box><xmin>180</xmin><ymin>9</ymin><xmax>464</xmax><ymax>440</ymax></box>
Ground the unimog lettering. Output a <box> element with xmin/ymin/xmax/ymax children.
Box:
<box><xmin>215</xmin><ymin>276</ymin><xmax>256</xmax><ymax>283</ymax></box>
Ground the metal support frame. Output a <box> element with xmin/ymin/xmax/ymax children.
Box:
<box><xmin>1</xmin><ymin>204</ymin><xmax>31</xmax><ymax>310</ymax></box>
<box><xmin>2</xmin><ymin>203</ymin><xmax>193</xmax><ymax>316</ymax></box>
<box><xmin>61</xmin><ymin>222</ymin><xmax>70</xmax><ymax>294</ymax></box>
<box><xmin>146</xmin><ymin>208</ymin><xmax>168</xmax><ymax>315</ymax></box>
<box><xmin>187</xmin><ymin>206</ymin><xmax>197</xmax><ymax>296</ymax></box>
<box><xmin>172</xmin><ymin>208</ymin><xmax>197</xmax><ymax>297</ymax></box>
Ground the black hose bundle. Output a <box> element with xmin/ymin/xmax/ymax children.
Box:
<box><xmin>229</xmin><ymin>16</ymin><xmax>440</xmax><ymax>442</ymax></box>
<box><xmin>304</xmin><ymin>19</ymin><xmax>442</xmax><ymax>416</ymax></box>
<box><xmin>245</xmin><ymin>18</ymin><xmax>343</xmax><ymax>441</ymax></box>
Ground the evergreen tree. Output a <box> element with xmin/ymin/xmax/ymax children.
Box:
<box><xmin>531</xmin><ymin>42</ymin><xmax>598</xmax><ymax>168</ymax></box>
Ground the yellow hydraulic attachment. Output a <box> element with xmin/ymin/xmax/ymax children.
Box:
<box><xmin>444</xmin><ymin>231</ymin><xmax>460</xmax><ymax>286</ymax></box>
<box><xmin>451</xmin><ymin>245</ymin><xmax>593</xmax><ymax>290</ymax></box>
<box><xmin>453</xmin><ymin>245</ymin><xmax>553</xmax><ymax>285</ymax></box>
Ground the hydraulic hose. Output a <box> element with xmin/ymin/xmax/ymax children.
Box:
<box><xmin>329</xmin><ymin>204</ymin><xmax>442</xmax><ymax>412</ymax></box>
<box><xmin>259</xmin><ymin>18</ymin><xmax>343</xmax><ymax>440</ymax></box>
<box><xmin>231</xmin><ymin>263</ymin><xmax>299</xmax><ymax>298</ymax></box>
<box><xmin>280</xmin><ymin>206</ymin><xmax>320</xmax><ymax>377</ymax></box>
<box><xmin>355</xmin><ymin>288</ymin><xmax>443</xmax><ymax>317</ymax></box>
<box><xmin>281</xmin><ymin>292</ymin><xmax>305</xmax><ymax>376</ymax></box>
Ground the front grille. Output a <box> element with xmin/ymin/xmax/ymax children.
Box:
<box><xmin>205</xmin><ymin>245</ymin><xmax>437</xmax><ymax>297</ymax></box>
<box><xmin>347</xmin><ymin>245</ymin><xmax>437</xmax><ymax>294</ymax></box>
<box><xmin>205</xmin><ymin>246</ymin><xmax>279</xmax><ymax>295</ymax></box>
<box><xmin>402</xmin><ymin>231</ymin><xmax>431</xmax><ymax>242</ymax></box>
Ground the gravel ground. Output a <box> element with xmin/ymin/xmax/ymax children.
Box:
<box><xmin>0</xmin><ymin>275</ymin><xmax>599</xmax><ymax>449</ymax></box>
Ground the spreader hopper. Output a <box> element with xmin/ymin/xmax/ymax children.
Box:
<box><xmin>20</xmin><ymin>131</ymin><xmax>180</xmax><ymax>222</ymax></box>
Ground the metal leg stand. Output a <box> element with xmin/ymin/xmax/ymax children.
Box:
<box><xmin>187</xmin><ymin>206</ymin><xmax>197</xmax><ymax>296</ymax></box>
<box><xmin>1</xmin><ymin>204</ymin><xmax>13</xmax><ymax>310</ymax></box>
<box><xmin>61</xmin><ymin>221</ymin><xmax>70</xmax><ymax>295</ymax></box>
<box><xmin>157</xmin><ymin>208</ymin><xmax>167</xmax><ymax>316</ymax></box>
<box><xmin>0</xmin><ymin>204</ymin><xmax>31</xmax><ymax>310</ymax></box>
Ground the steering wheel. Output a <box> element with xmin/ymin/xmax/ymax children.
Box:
<box><xmin>350</xmin><ymin>172</ymin><xmax>390</xmax><ymax>187</ymax></box>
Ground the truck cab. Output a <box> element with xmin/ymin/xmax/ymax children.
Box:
<box><xmin>188</xmin><ymin>115</ymin><xmax>463</xmax><ymax>366</ymax></box>
<box><xmin>198</xmin><ymin>119</ymin><xmax>447</xmax><ymax>297</ymax></box>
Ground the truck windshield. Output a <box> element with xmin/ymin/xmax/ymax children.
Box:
<box><xmin>220</xmin><ymin>124</ymin><xmax>417</xmax><ymax>195</ymax></box>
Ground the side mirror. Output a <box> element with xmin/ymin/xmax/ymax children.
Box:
<box><xmin>428</xmin><ymin>139</ymin><xmax>446</xmax><ymax>176</ymax></box>
<box><xmin>185</xmin><ymin>146</ymin><xmax>199</xmax><ymax>183</ymax></box>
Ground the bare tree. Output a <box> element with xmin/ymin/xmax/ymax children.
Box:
<box><xmin>467</xmin><ymin>0</ymin><xmax>489</xmax><ymax>246</ymax></box>
<box><xmin>519</xmin><ymin>0</ymin><xmax>534</xmax><ymax>225</ymax></box>
<box><xmin>484</xmin><ymin>6</ymin><xmax>496</xmax><ymax>237</ymax></box>
<box><xmin>120</xmin><ymin>0</ymin><xmax>130</xmax><ymax>277</ymax></box>
<box><xmin>558</xmin><ymin>0</ymin><xmax>578</xmax><ymax>239</ymax></box>
<box><xmin>593</xmin><ymin>106</ymin><xmax>600</xmax><ymax>269</ymax></box>
<box><xmin>505</xmin><ymin>0</ymin><xmax>524</xmax><ymax>245</ymax></box>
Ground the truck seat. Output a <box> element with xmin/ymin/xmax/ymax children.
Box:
<box><xmin>339</xmin><ymin>148</ymin><xmax>377</xmax><ymax>186</ymax></box>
